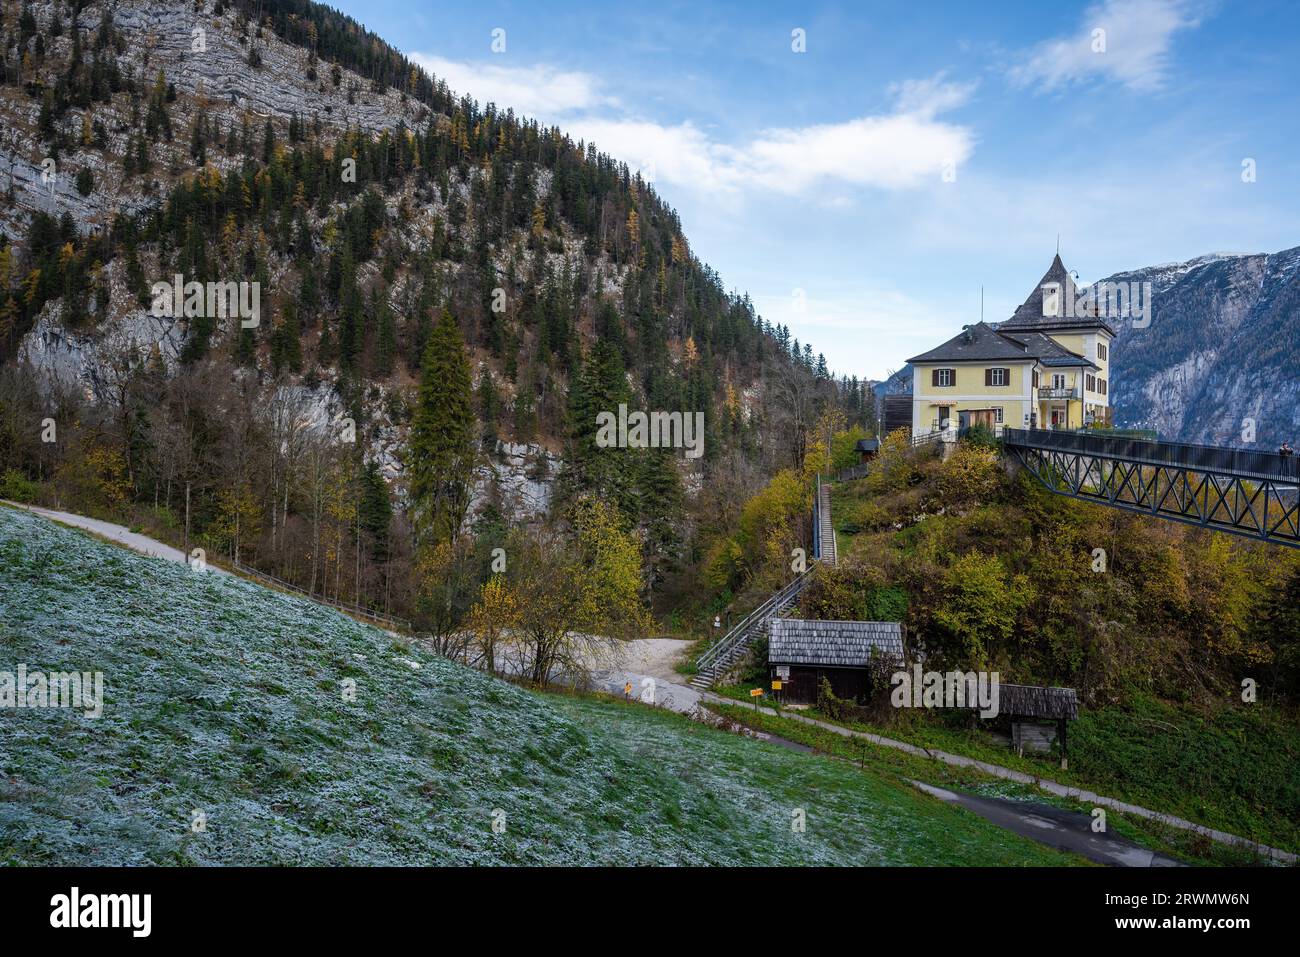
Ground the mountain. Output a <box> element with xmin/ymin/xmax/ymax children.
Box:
<box><xmin>0</xmin><ymin>0</ymin><xmax>873</xmax><ymax>616</ymax></box>
<box><xmin>1100</xmin><ymin>247</ymin><xmax>1300</xmax><ymax>449</ymax></box>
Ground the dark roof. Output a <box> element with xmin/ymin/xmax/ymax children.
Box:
<box><xmin>905</xmin><ymin>321</ymin><xmax>1097</xmax><ymax>368</ymax></box>
<box><xmin>768</xmin><ymin>619</ymin><xmax>903</xmax><ymax>668</ymax></box>
<box><xmin>906</xmin><ymin>321</ymin><xmax>1036</xmax><ymax>364</ymax></box>
<box><xmin>998</xmin><ymin>683</ymin><xmax>1079</xmax><ymax>720</ymax></box>
<box><xmin>855</xmin><ymin>438</ymin><xmax>881</xmax><ymax>453</ymax></box>
<box><xmin>998</xmin><ymin>254</ymin><xmax>1117</xmax><ymax>335</ymax></box>
<box><xmin>1001</xmin><ymin>330</ymin><xmax>1099</xmax><ymax>369</ymax></box>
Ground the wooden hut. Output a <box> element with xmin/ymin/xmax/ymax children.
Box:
<box><xmin>997</xmin><ymin>683</ymin><xmax>1079</xmax><ymax>768</ymax></box>
<box><xmin>768</xmin><ymin>619</ymin><xmax>903</xmax><ymax>705</ymax></box>
<box><xmin>855</xmin><ymin>437</ymin><xmax>881</xmax><ymax>463</ymax></box>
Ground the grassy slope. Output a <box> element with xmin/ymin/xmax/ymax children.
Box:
<box><xmin>0</xmin><ymin>508</ymin><xmax>1074</xmax><ymax>866</ymax></box>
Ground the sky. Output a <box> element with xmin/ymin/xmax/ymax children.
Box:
<box><xmin>327</xmin><ymin>0</ymin><xmax>1300</xmax><ymax>381</ymax></box>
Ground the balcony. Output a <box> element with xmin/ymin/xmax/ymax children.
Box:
<box><xmin>1038</xmin><ymin>387</ymin><xmax>1079</xmax><ymax>400</ymax></box>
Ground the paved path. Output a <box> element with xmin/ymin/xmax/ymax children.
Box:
<box><xmin>910</xmin><ymin>780</ymin><xmax>1183</xmax><ymax>867</ymax></box>
<box><xmin>2</xmin><ymin>501</ymin><xmax>228</xmax><ymax>574</ymax></box>
<box><xmin>705</xmin><ymin>696</ymin><xmax>1296</xmax><ymax>865</ymax></box>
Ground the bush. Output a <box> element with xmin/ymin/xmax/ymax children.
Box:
<box><xmin>937</xmin><ymin>444</ymin><xmax>1002</xmax><ymax>511</ymax></box>
<box><xmin>963</xmin><ymin>422</ymin><xmax>998</xmax><ymax>449</ymax></box>
<box><xmin>0</xmin><ymin>469</ymin><xmax>40</xmax><ymax>503</ymax></box>
<box><xmin>740</xmin><ymin>632</ymin><xmax>769</xmax><ymax>684</ymax></box>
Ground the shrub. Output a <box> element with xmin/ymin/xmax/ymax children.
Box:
<box><xmin>963</xmin><ymin>422</ymin><xmax>998</xmax><ymax>449</ymax></box>
<box><xmin>0</xmin><ymin>469</ymin><xmax>40</xmax><ymax>503</ymax></box>
<box><xmin>937</xmin><ymin>443</ymin><xmax>1002</xmax><ymax>511</ymax></box>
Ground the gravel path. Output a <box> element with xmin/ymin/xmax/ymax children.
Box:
<box><xmin>1</xmin><ymin>501</ymin><xmax>228</xmax><ymax>574</ymax></box>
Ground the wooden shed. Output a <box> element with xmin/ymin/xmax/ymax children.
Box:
<box><xmin>997</xmin><ymin>683</ymin><xmax>1079</xmax><ymax>768</ymax></box>
<box><xmin>855</xmin><ymin>437</ymin><xmax>881</xmax><ymax>463</ymax></box>
<box><xmin>768</xmin><ymin>619</ymin><xmax>903</xmax><ymax>705</ymax></box>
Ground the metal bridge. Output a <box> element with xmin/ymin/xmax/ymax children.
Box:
<box><xmin>1003</xmin><ymin>428</ymin><xmax>1300</xmax><ymax>549</ymax></box>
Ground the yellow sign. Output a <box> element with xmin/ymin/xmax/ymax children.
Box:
<box><xmin>771</xmin><ymin>680</ymin><xmax>783</xmax><ymax>691</ymax></box>
<box><xmin>749</xmin><ymin>688</ymin><xmax>763</xmax><ymax>697</ymax></box>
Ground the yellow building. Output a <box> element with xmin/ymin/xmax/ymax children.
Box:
<box><xmin>907</xmin><ymin>255</ymin><xmax>1114</xmax><ymax>435</ymax></box>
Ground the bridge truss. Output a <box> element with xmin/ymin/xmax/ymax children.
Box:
<box><xmin>1003</xmin><ymin>429</ymin><xmax>1300</xmax><ymax>549</ymax></box>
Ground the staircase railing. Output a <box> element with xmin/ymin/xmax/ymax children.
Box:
<box><xmin>813</xmin><ymin>473</ymin><xmax>822</xmax><ymax>560</ymax></box>
<box><xmin>696</xmin><ymin>568</ymin><xmax>815</xmax><ymax>674</ymax></box>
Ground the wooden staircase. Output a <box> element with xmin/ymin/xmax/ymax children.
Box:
<box><xmin>688</xmin><ymin>569</ymin><xmax>816</xmax><ymax>690</ymax></box>
<box><xmin>690</xmin><ymin>474</ymin><xmax>847</xmax><ymax>691</ymax></box>
<box><xmin>816</xmin><ymin>476</ymin><xmax>837</xmax><ymax>568</ymax></box>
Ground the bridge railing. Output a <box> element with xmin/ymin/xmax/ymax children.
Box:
<box><xmin>1003</xmin><ymin>428</ymin><xmax>1300</xmax><ymax>483</ymax></box>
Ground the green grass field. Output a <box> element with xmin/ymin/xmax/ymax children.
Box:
<box><xmin>0</xmin><ymin>507</ymin><xmax>1075</xmax><ymax>866</ymax></box>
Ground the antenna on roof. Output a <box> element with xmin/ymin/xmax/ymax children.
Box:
<box><xmin>980</xmin><ymin>285</ymin><xmax>984</xmax><ymax>323</ymax></box>
<box><xmin>1056</xmin><ymin>234</ymin><xmax>1060</xmax><ymax>255</ymax></box>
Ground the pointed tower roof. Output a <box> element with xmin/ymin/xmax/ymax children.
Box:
<box><xmin>998</xmin><ymin>253</ymin><xmax>1117</xmax><ymax>335</ymax></box>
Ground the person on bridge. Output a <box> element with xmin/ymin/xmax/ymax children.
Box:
<box><xmin>1280</xmin><ymin>442</ymin><xmax>1295</xmax><ymax>458</ymax></box>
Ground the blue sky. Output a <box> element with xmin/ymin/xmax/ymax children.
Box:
<box><xmin>329</xmin><ymin>0</ymin><xmax>1300</xmax><ymax>381</ymax></box>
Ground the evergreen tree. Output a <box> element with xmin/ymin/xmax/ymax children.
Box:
<box><xmin>559</xmin><ymin>340</ymin><xmax>636</xmax><ymax>518</ymax></box>
<box><xmin>408</xmin><ymin>310</ymin><xmax>474</xmax><ymax>546</ymax></box>
<box><xmin>638</xmin><ymin>446</ymin><xmax>683</xmax><ymax>592</ymax></box>
<box><xmin>358</xmin><ymin>459</ymin><xmax>393</xmax><ymax>561</ymax></box>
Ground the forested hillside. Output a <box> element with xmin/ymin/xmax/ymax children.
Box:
<box><xmin>0</xmin><ymin>0</ymin><xmax>876</xmax><ymax>628</ymax></box>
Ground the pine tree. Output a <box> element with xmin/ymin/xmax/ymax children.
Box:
<box><xmin>358</xmin><ymin>459</ymin><xmax>393</xmax><ymax>561</ymax></box>
<box><xmin>638</xmin><ymin>446</ymin><xmax>683</xmax><ymax>591</ymax></box>
<box><xmin>559</xmin><ymin>340</ymin><xmax>637</xmax><ymax>518</ymax></box>
<box><xmin>408</xmin><ymin>310</ymin><xmax>475</xmax><ymax>546</ymax></box>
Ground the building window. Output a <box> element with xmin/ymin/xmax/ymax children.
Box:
<box><xmin>1086</xmin><ymin>373</ymin><xmax>1096</xmax><ymax>393</ymax></box>
<box><xmin>1097</xmin><ymin>342</ymin><xmax>1108</xmax><ymax>361</ymax></box>
<box><xmin>993</xmin><ymin>407</ymin><xmax>1004</xmax><ymax>424</ymax></box>
<box><xmin>932</xmin><ymin>368</ymin><xmax>955</xmax><ymax>387</ymax></box>
<box><xmin>986</xmin><ymin>367</ymin><xmax>1009</xmax><ymax>387</ymax></box>
<box><xmin>1032</xmin><ymin>369</ymin><xmax>1039</xmax><ymax>388</ymax></box>
<box><xmin>1052</xmin><ymin>373</ymin><xmax>1066</xmax><ymax>390</ymax></box>
<box><xmin>1099</xmin><ymin>378</ymin><xmax>1108</xmax><ymax>396</ymax></box>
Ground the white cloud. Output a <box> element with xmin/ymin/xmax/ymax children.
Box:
<box><xmin>890</xmin><ymin>73</ymin><xmax>979</xmax><ymax>119</ymax></box>
<box><xmin>406</xmin><ymin>49</ymin><xmax>975</xmax><ymax>199</ymax></box>
<box><xmin>744</xmin><ymin>110</ymin><xmax>973</xmax><ymax>193</ymax></box>
<box><xmin>561</xmin><ymin>118</ymin><xmax>734</xmax><ymax>192</ymax></box>
<box><xmin>407</xmin><ymin>53</ymin><xmax>615</xmax><ymax>121</ymax></box>
<box><xmin>1010</xmin><ymin>0</ymin><xmax>1202</xmax><ymax>93</ymax></box>
<box><xmin>572</xmin><ymin>71</ymin><xmax>975</xmax><ymax>196</ymax></box>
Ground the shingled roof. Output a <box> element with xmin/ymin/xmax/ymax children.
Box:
<box><xmin>768</xmin><ymin>619</ymin><xmax>903</xmax><ymax>668</ymax></box>
<box><xmin>997</xmin><ymin>683</ymin><xmax>1079</xmax><ymax>720</ymax></box>
<box><xmin>998</xmin><ymin>253</ymin><xmax>1117</xmax><ymax>335</ymax></box>
<box><xmin>905</xmin><ymin>321</ymin><xmax>1096</xmax><ymax>368</ymax></box>
<box><xmin>906</xmin><ymin>321</ymin><xmax>1034</xmax><ymax>364</ymax></box>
